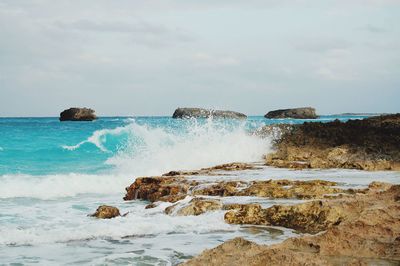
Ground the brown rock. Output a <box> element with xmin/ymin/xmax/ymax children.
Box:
<box><xmin>165</xmin><ymin>197</ymin><xmax>223</xmax><ymax>216</ymax></box>
<box><xmin>123</xmin><ymin>176</ymin><xmax>195</xmax><ymax>203</ymax></box>
<box><xmin>172</xmin><ymin>108</ymin><xmax>247</xmax><ymax>119</ymax></box>
<box><xmin>265</xmin><ymin>114</ymin><xmax>400</xmax><ymax>170</ymax></box>
<box><xmin>59</xmin><ymin>107</ymin><xmax>97</xmax><ymax>121</ymax></box>
<box><xmin>184</xmin><ymin>184</ymin><xmax>400</xmax><ymax>265</ymax></box>
<box><xmin>265</xmin><ymin>107</ymin><xmax>318</xmax><ymax>119</ymax></box>
<box><xmin>90</xmin><ymin>205</ymin><xmax>120</xmax><ymax>219</ymax></box>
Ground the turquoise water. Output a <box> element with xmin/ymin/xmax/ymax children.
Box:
<box><xmin>0</xmin><ymin>115</ymin><xmax>364</xmax><ymax>176</ymax></box>
<box><xmin>3</xmin><ymin>115</ymin><xmax>392</xmax><ymax>265</ymax></box>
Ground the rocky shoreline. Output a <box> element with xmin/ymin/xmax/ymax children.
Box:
<box><xmin>263</xmin><ymin>114</ymin><xmax>400</xmax><ymax>170</ymax></box>
<box><xmin>93</xmin><ymin>114</ymin><xmax>400</xmax><ymax>265</ymax></box>
<box><xmin>183</xmin><ymin>183</ymin><xmax>400</xmax><ymax>265</ymax></box>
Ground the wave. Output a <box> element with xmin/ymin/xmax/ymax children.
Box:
<box><xmin>61</xmin><ymin>126</ymin><xmax>129</xmax><ymax>152</ymax></box>
<box><xmin>62</xmin><ymin>118</ymin><xmax>271</xmax><ymax>177</ymax></box>
<box><xmin>106</xmin><ymin>118</ymin><xmax>271</xmax><ymax>177</ymax></box>
<box><xmin>2</xmin><ymin>118</ymin><xmax>271</xmax><ymax>199</ymax></box>
<box><xmin>0</xmin><ymin>173</ymin><xmax>131</xmax><ymax>199</ymax></box>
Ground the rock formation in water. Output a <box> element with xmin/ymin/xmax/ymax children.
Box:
<box><xmin>172</xmin><ymin>108</ymin><xmax>247</xmax><ymax>119</ymax></box>
<box><xmin>265</xmin><ymin>107</ymin><xmax>318</xmax><ymax>119</ymax></box>
<box><xmin>264</xmin><ymin>114</ymin><xmax>400</xmax><ymax>170</ymax></box>
<box><xmin>165</xmin><ymin>197</ymin><xmax>223</xmax><ymax>216</ymax></box>
<box><xmin>90</xmin><ymin>205</ymin><xmax>120</xmax><ymax>219</ymax></box>
<box><xmin>182</xmin><ymin>183</ymin><xmax>400</xmax><ymax>265</ymax></box>
<box><xmin>59</xmin><ymin>107</ymin><xmax>97</xmax><ymax>121</ymax></box>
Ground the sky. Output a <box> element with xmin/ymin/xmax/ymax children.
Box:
<box><xmin>0</xmin><ymin>0</ymin><xmax>399</xmax><ymax>116</ymax></box>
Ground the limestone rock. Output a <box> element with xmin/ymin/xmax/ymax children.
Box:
<box><xmin>172</xmin><ymin>108</ymin><xmax>247</xmax><ymax>119</ymax></box>
<box><xmin>265</xmin><ymin>114</ymin><xmax>400</xmax><ymax>170</ymax></box>
<box><xmin>165</xmin><ymin>197</ymin><xmax>222</xmax><ymax>216</ymax></box>
<box><xmin>59</xmin><ymin>107</ymin><xmax>97</xmax><ymax>121</ymax></box>
<box><xmin>123</xmin><ymin>176</ymin><xmax>195</xmax><ymax>203</ymax></box>
<box><xmin>90</xmin><ymin>205</ymin><xmax>120</xmax><ymax>219</ymax></box>
<box><xmin>265</xmin><ymin>107</ymin><xmax>318</xmax><ymax>119</ymax></box>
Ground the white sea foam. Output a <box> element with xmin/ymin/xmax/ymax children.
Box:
<box><xmin>62</xmin><ymin>126</ymin><xmax>128</xmax><ymax>152</ymax></box>
<box><xmin>0</xmin><ymin>173</ymin><xmax>131</xmax><ymax>199</ymax></box>
<box><xmin>106</xmin><ymin>118</ymin><xmax>271</xmax><ymax>176</ymax></box>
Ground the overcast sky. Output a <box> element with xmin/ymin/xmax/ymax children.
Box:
<box><xmin>0</xmin><ymin>0</ymin><xmax>399</xmax><ymax>116</ymax></box>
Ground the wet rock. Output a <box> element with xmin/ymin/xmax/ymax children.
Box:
<box><xmin>192</xmin><ymin>181</ymin><xmax>246</xmax><ymax>197</ymax></box>
<box><xmin>185</xmin><ymin>184</ymin><xmax>400</xmax><ymax>266</ymax></box>
<box><xmin>162</xmin><ymin>163</ymin><xmax>257</xmax><ymax>177</ymax></box>
<box><xmin>265</xmin><ymin>107</ymin><xmax>318</xmax><ymax>119</ymax></box>
<box><xmin>59</xmin><ymin>107</ymin><xmax>97</xmax><ymax>121</ymax></box>
<box><xmin>165</xmin><ymin>197</ymin><xmax>222</xmax><ymax>216</ymax></box>
<box><xmin>172</xmin><ymin>108</ymin><xmax>247</xmax><ymax>119</ymax></box>
<box><xmin>194</xmin><ymin>179</ymin><xmax>345</xmax><ymax>200</ymax></box>
<box><xmin>90</xmin><ymin>205</ymin><xmax>120</xmax><ymax>219</ymax></box>
<box><xmin>224</xmin><ymin>204</ymin><xmax>268</xmax><ymax>225</ymax></box>
<box><xmin>123</xmin><ymin>176</ymin><xmax>195</xmax><ymax>203</ymax></box>
<box><xmin>265</xmin><ymin>114</ymin><xmax>400</xmax><ymax>170</ymax></box>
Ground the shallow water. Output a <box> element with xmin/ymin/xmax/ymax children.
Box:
<box><xmin>1</xmin><ymin>115</ymin><xmax>398</xmax><ymax>265</ymax></box>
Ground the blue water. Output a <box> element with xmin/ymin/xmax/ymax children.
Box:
<box><xmin>3</xmin><ymin>114</ymin><xmax>391</xmax><ymax>265</ymax></box>
<box><xmin>0</xmin><ymin>115</ymin><xmax>366</xmax><ymax>176</ymax></box>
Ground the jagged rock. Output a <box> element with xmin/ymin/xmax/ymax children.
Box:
<box><xmin>224</xmin><ymin>204</ymin><xmax>268</xmax><ymax>225</ymax></box>
<box><xmin>90</xmin><ymin>205</ymin><xmax>120</xmax><ymax>219</ymax></box>
<box><xmin>265</xmin><ymin>107</ymin><xmax>318</xmax><ymax>119</ymax></box>
<box><xmin>165</xmin><ymin>197</ymin><xmax>222</xmax><ymax>216</ymax></box>
<box><xmin>193</xmin><ymin>179</ymin><xmax>345</xmax><ymax>200</ymax></box>
<box><xmin>172</xmin><ymin>108</ymin><xmax>247</xmax><ymax>119</ymax></box>
<box><xmin>123</xmin><ymin>176</ymin><xmax>196</xmax><ymax>203</ymax></box>
<box><xmin>185</xmin><ymin>184</ymin><xmax>400</xmax><ymax>266</ymax></box>
<box><xmin>265</xmin><ymin>114</ymin><xmax>400</xmax><ymax>170</ymax></box>
<box><xmin>59</xmin><ymin>107</ymin><xmax>97</xmax><ymax>121</ymax></box>
<box><xmin>162</xmin><ymin>163</ymin><xmax>258</xmax><ymax>177</ymax></box>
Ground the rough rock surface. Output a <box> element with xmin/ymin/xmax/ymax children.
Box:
<box><xmin>123</xmin><ymin>176</ymin><xmax>196</xmax><ymax>202</ymax></box>
<box><xmin>163</xmin><ymin>163</ymin><xmax>257</xmax><ymax>177</ymax></box>
<box><xmin>193</xmin><ymin>179</ymin><xmax>348</xmax><ymax>200</ymax></box>
<box><xmin>165</xmin><ymin>197</ymin><xmax>223</xmax><ymax>216</ymax></box>
<box><xmin>59</xmin><ymin>107</ymin><xmax>97</xmax><ymax>121</ymax></box>
<box><xmin>172</xmin><ymin>108</ymin><xmax>247</xmax><ymax>119</ymax></box>
<box><xmin>90</xmin><ymin>205</ymin><xmax>120</xmax><ymax>219</ymax></box>
<box><xmin>265</xmin><ymin>107</ymin><xmax>318</xmax><ymax>119</ymax></box>
<box><xmin>183</xmin><ymin>184</ymin><xmax>400</xmax><ymax>265</ymax></box>
<box><xmin>265</xmin><ymin>114</ymin><xmax>400</xmax><ymax>170</ymax></box>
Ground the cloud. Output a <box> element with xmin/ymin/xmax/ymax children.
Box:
<box><xmin>360</xmin><ymin>24</ymin><xmax>387</xmax><ymax>33</ymax></box>
<box><xmin>192</xmin><ymin>53</ymin><xmax>240</xmax><ymax>67</ymax></box>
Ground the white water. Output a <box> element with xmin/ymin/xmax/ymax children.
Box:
<box><xmin>1</xmin><ymin>118</ymin><xmax>399</xmax><ymax>265</ymax></box>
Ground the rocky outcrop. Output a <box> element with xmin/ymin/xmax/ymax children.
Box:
<box><xmin>193</xmin><ymin>179</ymin><xmax>349</xmax><ymax>200</ymax></box>
<box><xmin>90</xmin><ymin>205</ymin><xmax>120</xmax><ymax>219</ymax></box>
<box><xmin>59</xmin><ymin>107</ymin><xmax>97</xmax><ymax>121</ymax></box>
<box><xmin>265</xmin><ymin>114</ymin><xmax>400</xmax><ymax>170</ymax></box>
<box><xmin>183</xmin><ymin>184</ymin><xmax>400</xmax><ymax>265</ymax></box>
<box><xmin>123</xmin><ymin>176</ymin><xmax>197</xmax><ymax>203</ymax></box>
<box><xmin>165</xmin><ymin>197</ymin><xmax>223</xmax><ymax>216</ymax></box>
<box><xmin>172</xmin><ymin>108</ymin><xmax>247</xmax><ymax>119</ymax></box>
<box><xmin>265</xmin><ymin>107</ymin><xmax>317</xmax><ymax>119</ymax></box>
<box><xmin>163</xmin><ymin>163</ymin><xmax>257</xmax><ymax>177</ymax></box>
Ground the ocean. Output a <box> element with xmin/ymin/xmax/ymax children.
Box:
<box><xmin>1</xmin><ymin>115</ymin><xmax>399</xmax><ymax>265</ymax></box>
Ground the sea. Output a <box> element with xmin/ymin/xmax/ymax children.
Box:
<box><xmin>1</xmin><ymin>115</ymin><xmax>399</xmax><ymax>265</ymax></box>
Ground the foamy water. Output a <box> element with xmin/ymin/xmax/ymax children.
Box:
<box><xmin>1</xmin><ymin>115</ymin><xmax>397</xmax><ymax>265</ymax></box>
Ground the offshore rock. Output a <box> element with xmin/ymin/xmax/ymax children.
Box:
<box><xmin>59</xmin><ymin>107</ymin><xmax>97</xmax><ymax>121</ymax></box>
<box><xmin>123</xmin><ymin>176</ymin><xmax>196</xmax><ymax>203</ymax></box>
<box><xmin>265</xmin><ymin>107</ymin><xmax>317</xmax><ymax>119</ymax></box>
<box><xmin>172</xmin><ymin>108</ymin><xmax>247</xmax><ymax>119</ymax></box>
<box><xmin>265</xmin><ymin>114</ymin><xmax>400</xmax><ymax>170</ymax></box>
<box><xmin>184</xmin><ymin>184</ymin><xmax>400</xmax><ymax>265</ymax></box>
<box><xmin>90</xmin><ymin>205</ymin><xmax>120</xmax><ymax>219</ymax></box>
<box><xmin>165</xmin><ymin>197</ymin><xmax>223</xmax><ymax>216</ymax></box>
